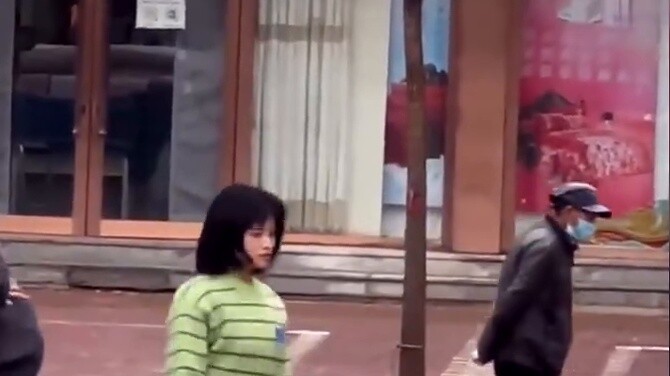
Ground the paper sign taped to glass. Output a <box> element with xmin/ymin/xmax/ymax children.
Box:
<box><xmin>136</xmin><ymin>0</ymin><xmax>186</xmax><ymax>29</ymax></box>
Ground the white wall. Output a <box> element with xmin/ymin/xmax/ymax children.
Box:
<box><xmin>346</xmin><ymin>0</ymin><xmax>391</xmax><ymax>235</ymax></box>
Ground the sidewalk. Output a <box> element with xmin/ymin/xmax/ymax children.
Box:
<box><xmin>34</xmin><ymin>289</ymin><xmax>670</xmax><ymax>376</ymax></box>
<box><xmin>2</xmin><ymin>237</ymin><xmax>668</xmax><ymax>309</ymax></box>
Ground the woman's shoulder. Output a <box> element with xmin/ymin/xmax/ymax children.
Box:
<box><xmin>178</xmin><ymin>274</ymin><xmax>242</xmax><ymax>291</ymax></box>
<box><xmin>171</xmin><ymin>275</ymin><xmax>229</xmax><ymax>306</ymax></box>
<box><xmin>175</xmin><ymin>275</ymin><xmax>208</xmax><ymax>294</ymax></box>
<box><xmin>254</xmin><ymin>279</ymin><xmax>285</xmax><ymax>306</ymax></box>
<box><xmin>254</xmin><ymin>278</ymin><xmax>278</xmax><ymax>295</ymax></box>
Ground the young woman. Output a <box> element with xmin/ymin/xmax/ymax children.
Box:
<box><xmin>165</xmin><ymin>184</ymin><xmax>289</xmax><ymax>376</ymax></box>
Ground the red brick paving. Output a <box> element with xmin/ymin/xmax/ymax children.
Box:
<box><xmin>26</xmin><ymin>289</ymin><xmax>668</xmax><ymax>376</ymax></box>
<box><xmin>628</xmin><ymin>351</ymin><xmax>670</xmax><ymax>376</ymax></box>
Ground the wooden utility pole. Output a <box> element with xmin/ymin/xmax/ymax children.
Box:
<box><xmin>398</xmin><ymin>0</ymin><xmax>427</xmax><ymax>375</ymax></box>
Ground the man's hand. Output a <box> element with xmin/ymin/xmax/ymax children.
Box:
<box><xmin>4</xmin><ymin>289</ymin><xmax>30</xmax><ymax>306</ymax></box>
<box><xmin>9</xmin><ymin>289</ymin><xmax>30</xmax><ymax>300</ymax></box>
<box><xmin>471</xmin><ymin>349</ymin><xmax>483</xmax><ymax>365</ymax></box>
<box><xmin>8</xmin><ymin>278</ymin><xmax>29</xmax><ymax>299</ymax></box>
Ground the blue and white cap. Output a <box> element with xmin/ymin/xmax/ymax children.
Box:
<box><xmin>550</xmin><ymin>182</ymin><xmax>612</xmax><ymax>218</ymax></box>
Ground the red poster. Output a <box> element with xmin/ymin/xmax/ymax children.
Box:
<box><xmin>516</xmin><ymin>0</ymin><xmax>666</xmax><ymax>247</ymax></box>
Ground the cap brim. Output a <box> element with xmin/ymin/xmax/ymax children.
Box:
<box><xmin>583</xmin><ymin>204</ymin><xmax>612</xmax><ymax>218</ymax></box>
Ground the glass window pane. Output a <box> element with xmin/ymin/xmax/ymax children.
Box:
<box><xmin>101</xmin><ymin>0</ymin><xmax>226</xmax><ymax>222</ymax></box>
<box><xmin>0</xmin><ymin>0</ymin><xmax>78</xmax><ymax>217</ymax></box>
<box><xmin>381</xmin><ymin>0</ymin><xmax>451</xmax><ymax>239</ymax></box>
<box><xmin>514</xmin><ymin>0</ymin><xmax>669</xmax><ymax>250</ymax></box>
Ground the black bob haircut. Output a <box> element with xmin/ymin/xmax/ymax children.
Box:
<box><xmin>195</xmin><ymin>184</ymin><xmax>286</xmax><ymax>275</ymax></box>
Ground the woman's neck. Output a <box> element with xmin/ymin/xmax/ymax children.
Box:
<box><xmin>234</xmin><ymin>269</ymin><xmax>254</xmax><ymax>284</ymax></box>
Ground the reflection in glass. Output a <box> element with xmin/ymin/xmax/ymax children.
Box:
<box><xmin>381</xmin><ymin>0</ymin><xmax>451</xmax><ymax>238</ymax></box>
<box><xmin>101</xmin><ymin>0</ymin><xmax>225</xmax><ymax>221</ymax></box>
<box><xmin>0</xmin><ymin>0</ymin><xmax>78</xmax><ymax>217</ymax></box>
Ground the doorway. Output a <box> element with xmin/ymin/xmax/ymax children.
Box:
<box><xmin>84</xmin><ymin>0</ymin><xmax>240</xmax><ymax>238</ymax></box>
<box><xmin>0</xmin><ymin>0</ymin><xmax>94</xmax><ymax>235</ymax></box>
<box><xmin>0</xmin><ymin>0</ymin><xmax>243</xmax><ymax>239</ymax></box>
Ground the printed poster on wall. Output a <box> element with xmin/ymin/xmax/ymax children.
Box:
<box><xmin>136</xmin><ymin>0</ymin><xmax>186</xmax><ymax>29</ymax></box>
<box><xmin>382</xmin><ymin>0</ymin><xmax>450</xmax><ymax>208</ymax></box>
<box><xmin>516</xmin><ymin>0</ymin><xmax>669</xmax><ymax>249</ymax></box>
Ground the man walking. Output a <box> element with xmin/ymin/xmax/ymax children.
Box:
<box><xmin>472</xmin><ymin>182</ymin><xmax>611</xmax><ymax>376</ymax></box>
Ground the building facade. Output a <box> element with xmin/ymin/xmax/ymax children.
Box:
<box><xmin>0</xmin><ymin>0</ymin><xmax>668</xmax><ymax>262</ymax></box>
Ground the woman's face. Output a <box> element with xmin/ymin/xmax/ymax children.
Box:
<box><xmin>243</xmin><ymin>218</ymin><xmax>277</xmax><ymax>271</ymax></box>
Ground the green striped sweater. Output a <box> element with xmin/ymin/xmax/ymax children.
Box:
<box><xmin>165</xmin><ymin>274</ymin><xmax>289</xmax><ymax>376</ymax></box>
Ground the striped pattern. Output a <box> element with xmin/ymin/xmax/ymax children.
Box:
<box><xmin>166</xmin><ymin>275</ymin><xmax>289</xmax><ymax>376</ymax></box>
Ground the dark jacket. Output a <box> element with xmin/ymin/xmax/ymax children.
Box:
<box><xmin>0</xmin><ymin>254</ymin><xmax>9</xmax><ymax>308</ymax></box>
<box><xmin>0</xmin><ymin>254</ymin><xmax>44</xmax><ymax>376</ymax></box>
<box><xmin>477</xmin><ymin>216</ymin><xmax>577</xmax><ymax>375</ymax></box>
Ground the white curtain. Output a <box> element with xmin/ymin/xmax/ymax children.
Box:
<box><xmin>253</xmin><ymin>0</ymin><xmax>352</xmax><ymax>232</ymax></box>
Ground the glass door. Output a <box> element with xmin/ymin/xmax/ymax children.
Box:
<box><xmin>0</xmin><ymin>0</ymin><xmax>93</xmax><ymax>235</ymax></box>
<box><xmin>85</xmin><ymin>0</ymin><xmax>239</xmax><ymax>238</ymax></box>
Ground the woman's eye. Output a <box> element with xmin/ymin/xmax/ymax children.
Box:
<box><xmin>248</xmin><ymin>230</ymin><xmax>263</xmax><ymax>238</ymax></box>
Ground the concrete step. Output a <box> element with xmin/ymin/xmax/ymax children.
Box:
<box><xmin>2</xmin><ymin>239</ymin><xmax>668</xmax><ymax>309</ymax></box>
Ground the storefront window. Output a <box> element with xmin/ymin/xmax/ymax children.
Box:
<box><xmin>515</xmin><ymin>0</ymin><xmax>669</xmax><ymax>251</ymax></box>
<box><xmin>381</xmin><ymin>0</ymin><xmax>450</xmax><ymax>238</ymax></box>
<box><xmin>101</xmin><ymin>0</ymin><xmax>225</xmax><ymax>221</ymax></box>
<box><xmin>0</xmin><ymin>0</ymin><xmax>77</xmax><ymax>216</ymax></box>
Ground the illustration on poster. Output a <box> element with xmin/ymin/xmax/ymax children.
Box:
<box><xmin>515</xmin><ymin>0</ymin><xmax>669</xmax><ymax>250</ymax></box>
